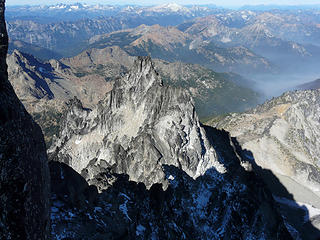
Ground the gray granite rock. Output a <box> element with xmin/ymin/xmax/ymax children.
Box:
<box><xmin>211</xmin><ymin>89</ymin><xmax>320</xmax><ymax>239</ymax></box>
<box><xmin>212</xmin><ymin>90</ymin><xmax>320</xmax><ymax>205</ymax></box>
<box><xmin>49</xmin><ymin>56</ymin><xmax>224</xmax><ymax>189</ymax></box>
<box><xmin>50</xmin><ymin>128</ymin><xmax>292</xmax><ymax>240</ymax></box>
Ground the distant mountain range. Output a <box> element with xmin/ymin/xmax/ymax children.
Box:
<box><xmin>240</xmin><ymin>4</ymin><xmax>320</xmax><ymax>11</ymax></box>
<box><xmin>6</xmin><ymin>3</ymin><xmax>218</xmax><ymax>23</ymax></box>
<box><xmin>7</xmin><ymin>4</ymin><xmax>320</xmax><ymax>79</ymax></box>
<box><xmin>87</xmin><ymin>24</ymin><xmax>275</xmax><ymax>75</ymax></box>
<box><xmin>178</xmin><ymin>13</ymin><xmax>320</xmax><ymax>73</ymax></box>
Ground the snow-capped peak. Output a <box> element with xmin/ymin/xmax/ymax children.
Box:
<box><xmin>70</xmin><ymin>5</ymin><xmax>79</xmax><ymax>10</ymax></box>
<box><xmin>49</xmin><ymin>4</ymin><xmax>67</xmax><ymax>10</ymax></box>
<box><xmin>150</xmin><ymin>3</ymin><xmax>190</xmax><ymax>13</ymax></box>
<box><xmin>48</xmin><ymin>3</ymin><xmax>87</xmax><ymax>11</ymax></box>
<box><xmin>162</xmin><ymin>3</ymin><xmax>184</xmax><ymax>11</ymax></box>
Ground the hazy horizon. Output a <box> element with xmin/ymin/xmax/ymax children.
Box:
<box><xmin>6</xmin><ymin>0</ymin><xmax>320</xmax><ymax>7</ymax></box>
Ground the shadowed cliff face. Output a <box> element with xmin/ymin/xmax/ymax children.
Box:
<box><xmin>0</xmin><ymin>1</ymin><xmax>50</xmax><ymax>239</ymax></box>
<box><xmin>49</xmin><ymin>127</ymin><xmax>293</xmax><ymax>239</ymax></box>
<box><xmin>209</xmin><ymin>89</ymin><xmax>320</xmax><ymax>238</ymax></box>
<box><xmin>0</xmin><ymin>1</ymin><xmax>6</xmax><ymax>84</ymax></box>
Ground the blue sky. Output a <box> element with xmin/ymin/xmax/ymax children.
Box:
<box><xmin>6</xmin><ymin>0</ymin><xmax>320</xmax><ymax>7</ymax></box>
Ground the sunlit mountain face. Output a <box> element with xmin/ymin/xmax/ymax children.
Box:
<box><xmin>3</xmin><ymin>2</ymin><xmax>320</xmax><ymax>240</ymax></box>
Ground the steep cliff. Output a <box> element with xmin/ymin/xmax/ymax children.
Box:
<box><xmin>209</xmin><ymin>89</ymin><xmax>320</xmax><ymax>239</ymax></box>
<box><xmin>0</xmin><ymin>1</ymin><xmax>50</xmax><ymax>239</ymax></box>
<box><xmin>49</xmin><ymin>56</ymin><xmax>291</xmax><ymax>239</ymax></box>
<box><xmin>49</xmin><ymin>56</ymin><xmax>221</xmax><ymax>188</ymax></box>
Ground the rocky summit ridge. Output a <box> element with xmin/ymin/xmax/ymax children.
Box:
<box><xmin>49</xmin><ymin>56</ymin><xmax>224</xmax><ymax>189</ymax></box>
<box><xmin>49</xmin><ymin>56</ymin><xmax>291</xmax><ymax>239</ymax></box>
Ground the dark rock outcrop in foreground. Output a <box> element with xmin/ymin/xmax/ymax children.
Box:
<box><xmin>0</xmin><ymin>1</ymin><xmax>50</xmax><ymax>239</ymax></box>
<box><xmin>49</xmin><ymin>56</ymin><xmax>292</xmax><ymax>239</ymax></box>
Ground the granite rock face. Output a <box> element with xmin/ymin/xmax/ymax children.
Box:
<box><xmin>49</xmin><ymin>56</ymin><xmax>291</xmax><ymax>239</ymax></box>
<box><xmin>0</xmin><ymin>1</ymin><xmax>50</xmax><ymax>239</ymax></box>
<box><xmin>49</xmin><ymin>56</ymin><xmax>224</xmax><ymax>189</ymax></box>
<box><xmin>212</xmin><ymin>90</ymin><xmax>320</xmax><ymax>203</ymax></box>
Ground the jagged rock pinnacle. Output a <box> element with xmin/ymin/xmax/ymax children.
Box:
<box><xmin>125</xmin><ymin>56</ymin><xmax>163</xmax><ymax>89</ymax></box>
<box><xmin>134</xmin><ymin>56</ymin><xmax>154</xmax><ymax>72</ymax></box>
<box><xmin>49</xmin><ymin>56</ymin><xmax>223</xmax><ymax>188</ymax></box>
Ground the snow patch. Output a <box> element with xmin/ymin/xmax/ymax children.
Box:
<box><xmin>68</xmin><ymin>211</ymin><xmax>76</xmax><ymax>218</ymax></box>
<box><xmin>284</xmin><ymin>221</ymin><xmax>302</xmax><ymax>240</ymax></box>
<box><xmin>119</xmin><ymin>200</ymin><xmax>132</xmax><ymax>221</ymax></box>
<box><xmin>150</xmin><ymin>3</ymin><xmax>190</xmax><ymax>13</ymax></box>
<box><xmin>51</xmin><ymin>206</ymin><xmax>59</xmax><ymax>213</ymax></box>
<box><xmin>274</xmin><ymin>196</ymin><xmax>320</xmax><ymax>222</ymax></box>
<box><xmin>38</xmin><ymin>67</ymin><xmax>46</xmax><ymax>73</ymax></box>
<box><xmin>60</xmin><ymin>167</ymin><xmax>64</xmax><ymax>179</ymax></box>
<box><xmin>221</xmin><ymin>36</ymin><xmax>231</xmax><ymax>43</ymax></box>
<box><xmin>119</xmin><ymin>192</ymin><xmax>131</xmax><ymax>200</ymax></box>
<box><xmin>49</xmin><ymin>4</ymin><xmax>66</xmax><ymax>9</ymax></box>
<box><xmin>94</xmin><ymin>207</ymin><xmax>102</xmax><ymax>213</ymax></box>
<box><xmin>168</xmin><ymin>175</ymin><xmax>175</xmax><ymax>180</ymax></box>
<box><xmin>136</xmin><ymin>224</ymin><xmax>146</xmax><ymax>236</ymax></box>
<box><xmin>70</xmin><ymin>5</ymin><xmax>79</xmax><ymax>10</ymax></box>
